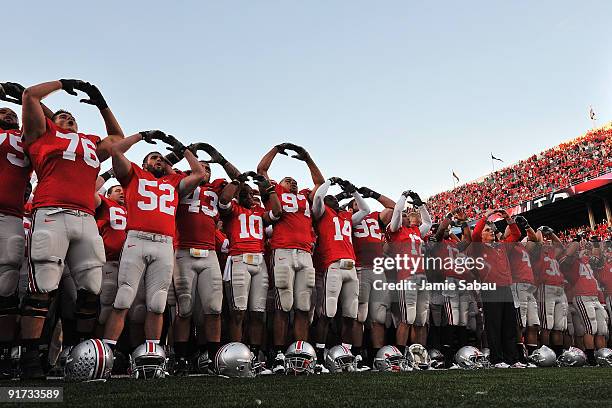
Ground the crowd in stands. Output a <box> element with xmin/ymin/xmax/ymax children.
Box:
<box><xmin>557</xmin><ymin>220</ymin><xmax>612</xmax><ymax>242</ymax></box>
<box><xmin>427</xmin><ymin>126</ymin><xmax>612</xmax><ymax>221</ymax></box>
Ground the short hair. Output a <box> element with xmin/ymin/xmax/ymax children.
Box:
<box><xmin>51</xmin><ymin>109</ymin><xmax>73</xmax><ymax>121</ymax></box>
<box><xmin>106</xmin><ymin>185</ymin><xmax>121</xmax><ymax>197</ymax></box>
<box><xmin>142</xmin><ymin>151</ymin><xmax>163</xmax><ymax>165</ymax></box>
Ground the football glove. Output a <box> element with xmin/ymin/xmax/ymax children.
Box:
<box><xmin>79</xmin><ymin>83</ymin><xmax>108</xmax><ymax>110</ymax></box>
<box><xmin>357</xmin><ymin>187</ymin><xmax>381</xmax><ymax>199</ymax></box>
<box><xmin>0</xmin><ymin>82</ymin><xmax>25</xmax><ymax>105</ymax></box>
<box><xmin>59</xmin><ymin>79</ymin><xmax>88</xmax><ymax>96</ymax></box>
<box><xmin>514</xmin><ymin>215</ymin><xmax>530</xmax><ymax>230</ymax></box>
<box><xmin>139</xmin><ymin>130</ymin><xmax>166</xmax><ymax>144</ymax></box>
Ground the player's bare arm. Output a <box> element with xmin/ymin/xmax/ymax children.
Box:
<box><xmin>178</xmin><ymin>149</ymin><xmax>206</xmax><ymax>197</ymax></box>
<box><xmin>219</xmin><ymin>173</ymin><xmax>249</xmax><ymax>210</ymax></box>
<box><xmin>250</xmin><ymin>172</ymin><xmax>282</xmax><ymax>223</ymax></box>
<box><xmin>21</xmin><ymin>80</ymin><xmax>63</xmax><ymax>143</ymax></box>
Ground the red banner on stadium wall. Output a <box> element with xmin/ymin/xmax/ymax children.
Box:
<box><xmin>504</xmin><ymin>172</ymin><xmax>612</xmax><ymax>216</ymax></box>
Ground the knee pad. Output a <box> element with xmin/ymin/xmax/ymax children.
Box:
<box><xmin>370</xmin><ymin>302</ymin><xmax>387</xmax><ymax>325</ymax></box>
<box><xmin>1</xmin><ymin>235</ymin><xmax>25</xmax><ymax>266</ymax></box>
<box><xmin>295</xmin><ymin>287</ymin><xmax>312</xmax><ymax>313</ymax></box>
<box><xmin>128</xmin><ymin>303</ymin><xmax>147</xmax><ymax>324</ymax></box>
<box><xmin>177</xmin><ymin>294</ymin><xmax>193</xmax><ymax>318</ymax></box>
<box><xmin>20</xmin><ymin>291</ymin><xmax>55</xmax><ymax>317</ymax></box>
<box><xmin>274</xmin><ymin>264</ymin><xmax>291</xmax><ymax>289</ymax></box>
<box><xmin>343</xmin><ymin>297</ymin><xmax>358</xmax><ymax>319</ymax></box>
<box><xmin>277</xmin><ymin>288</ymin><xmax>294</xmax><ymax>313</ymax></box>
<box><xmin>114</xmin><ymin>285</ymin><xmax>136</xmax><ymax>310</ymax></box>
<box><xmin>148</xmin><ymin>290</ymin><xmax>168</xmax><ymax>314</ymax></box>
<box><xmin>0</xmin><ymin>293</ymin><xmax>19</xmax><ymax>316</ymax></box>
<box><xmin>357</xmin><ymin>303</ymin><xmax>369</xmax><ymax>324</ymax></box>
<box><xmin>73</xmin><ymin>266</ymin><xmax>103</xmax><ymax>295</ymax></box>
<box><xmin>0</xmin><ymin>264</ymin><xmax>19</xmax><ymax>297</ymax></box>
<box><xmin>74</xmin><ymin>289</ymin><xmax>99</xmax><ymax>321</ymax></box>
<box><xmin>304</xmin><ymin>267</ymin><xmax>315</xmax><ymax>288</ymax></box>
<box><xmin>30</xmin><ymin>230</ymin><xmax>62</xmax><ymax>265</ymax></box>
<box><xmin>325</xmin><ymin>296</ymin><xmax>338</xmax><ymax>318</ymax></box>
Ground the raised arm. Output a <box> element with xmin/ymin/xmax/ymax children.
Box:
<box><xmin>350</xmin><ymin>189</ymin><xmax>370</xmax><ymax>225</ymax></box>
<box><xmin>312</xmin><ymin>179</ymin><xmax>331</xmax><ymax>220</ymax></box>
<box><xmin>256</xmin><ymin>145</ymin><xmax>281</xmax><ymax>180</ymax></box>
<box><xmin>418</xmin><ymin>205</ymin><xmax>433</xmax><ymax>236</ymax></box>
<box><xmin>389</xmin><ymin>192</ymin><xmax>408</xmax><ymax>233</ymax></box>
<box><xmin>111</xmin><ymin>133</ymin><xmax>144</xmax><ymax>180</ymax></box>
<box><xmin>22</xmin><ymin>80</ymin><xmax>62</xmax><ymax>143</ymax></box>
<box><xmin>178</xmin><ymin>149</ymin><xmax>205</xmax><ymax>197</ymax></box>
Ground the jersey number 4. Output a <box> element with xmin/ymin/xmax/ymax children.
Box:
<box><xmin>333</xmin><ymin>217</ymin><xmax>352</xmax><ymax>242</ymax></box>
<box><xmin>182</xmin><ymin>187</ymin><xmax>218</xmax><ymax>217</ymax></box>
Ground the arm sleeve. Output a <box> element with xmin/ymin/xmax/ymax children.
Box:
<box><xmin>312</xmin><ymin>180</ymin><xmax>330</xmax><ymax>219</ymax></box>
<box><xmin>389</xmin><ymin>193</ymin><xmax>407</xmax><ymax>232</ymax></box>
<box><xmin>418</xmin><ymin>205</ymin><xmax>433</xmax><ymax>236</ymax></box>
<box><xmin>472</xmin><ymin>217</ymin><xmax>486</xmax><ymax>242</ymax></box>
<box><xmin>503</xmin><ymin>222</ymin><xmax>522</xmax><ymax>243</ymax></box>
<box><xmin>351</xmin><ymin>191</ymin><xmax>370</xmax><ymax>225</ymax></box>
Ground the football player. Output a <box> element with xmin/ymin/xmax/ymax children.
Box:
<box><xmin>507</xmin><ymin>216</ymin><xmax>540</xmax><ymax>361</ymax></box>
<box><xmin>173</xmin><ymin>143</ymin><xmax>240</xmax><ymax>373</ymax></box>
<box><xmin>341</xmin><ymin>186</ymin><xmax>394</xmax><ymax>369</ymax></box>
<box><xmin>596</xmin><ymin>241</ymin><xmax>612</xmax><ymax>347</ymax></box>
<box><xmin>19</xmin><ymin>79</ymin><xmax>124</xmax><ymax>378</ymax></box>
<box><xmin>0</xmin><ymin>91</ymin><xmax>31</xmax><ymax>378</ymax></box>
<box><xmin>533</xmin><ymin>226</ymin><xmax>567</xmax><ymax>357</ymax></box>
<box><xmin>219</xmin><ymin>173</ymin><xmax>281</xmax><ymax>362</ymax></box>
<box><xmin>102</xmin><ymin>131</ymin><xmax>204</xmax><ymax>351</ymax></box>
<box><xmin>386</xmin><ymin>190</ymin><xmax>432</xmax><ymax>350</ymax></box>
<box><xmin>256</xmin><ymin>143</ymin><xmax>324</xmax><ymax>372</ymax></box>
<box><xmin>431</xmin><ymin>208</ymin><xmax>472</xmax><ymax>364</ymax></box>
<box><xmin>561</xmin><ymin>239</ymin><xmax>601</xmax><ymax>365</ymax></box>
<box><xmin>311</xmin><ymin>178</ymin><xmax>370</xmax><ymax>372</ymax></box>
<box><xmin>94</xmin><ymin>174</ymin><xmax>127</xmax><ymax>334</ymax></box>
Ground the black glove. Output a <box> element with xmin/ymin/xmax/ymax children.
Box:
<box><xmin>276</xmin><ymin>143</ymin><xmax>309</xmax><ymax>161</ymax></box>
<box><xmin>407</xmin><ymin>190</ymin><xmax>423</xmax><ymax>207</ymax></box>
<box><xmin>339</xmin><ymin>180</ymin><xmax>357</xmax><ymax>194</ymax></box>
<box><xmin>79</xmin><ymin>83</ymin><xmax>108</xmax><ymax>110</ymax></box>
<box><xmin>357</xmin><ymin>187</ymin><xmax>381</xmax><ymax>200</ymax></box>
<box><xmin>0</xmin><ymin>82</ymin><xmax>25</xmax><ymax>104</ymax></box>
<box><xmin>189</xmin><ymin>143</ymin><xmax>228</xmax><ymax>165</ymax></box>
<box><xmin>139</xmin><ymin>130</ymin><xmax>166</xmax><ymax>144</ymax></box>
<box><xmin>161</xmin><ymin>134</ymin><xmax>186</xmax><ymax>155</ymax></box>
<box><xmin>100</xmin><ymin>169</ymin><xmax>115</xmax><ymax>182</ymax></box>
<box><xmin>275</xmin><ymin>143</ymin><xmax>291</xmax><ymax>156</ymax></box>
<box><xmin>537</xmin><ymin>226</ymin><xmax>554</xmax><ymax>236</ymax></box>
<box><xmin>244</xmin><ymin>171</ymin><xmax>272</xmax><ymax>191</ymax></box>
<box><xmin>335</xmin><ymin>191</ymin><xmax>352</xmax><ymax>201</ymax></box>
<box><xmin>233</xmin><ymin>172</ymin><xmax>250</xmax><ymax>183</ymax></box>
<box><xmin>59</xmin><ymin>79</ymin><xmax>89</xmax><ymax>96</ymax></box>
<box><xmin>514</xmin><ymin>215</ymin><xmax>530</xmax><ymax>230</ymax></box>
<box><xmin>329</xmin><ymin>177</ymin><xmax>344</xmax><ymax>185</ymax></box>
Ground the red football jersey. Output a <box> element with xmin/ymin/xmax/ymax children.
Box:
<box><xmin>597</xmin><ymin>258</ymin><xmax>612</xmax><ymax>296</ymax></box>
<box><xmin>533</xmin><ymin>246</ymin><xmax>564</xmax><ymax>287</ymax></box>
<box><xmin>223</xmin><ymin>202</ymin><xmax>266</xmax><ymax>255</ymax></box>
<box><xmin>352</xmin><ymin>211</ymin><xmax>383</xmax><ymax>268</ymax></box>
<box><xmin>508</xmin><ymin>244</ymin><xmax>535</xmax><ymax>284</ymax></box>
<box><xmin>315</xmin><ymin>206</ymin><xmax>355</xmax><ymax>270</ymax></box>
<box><xmin>0</xmin><ymin>128</ymin><xmax>30</xmax><ymax>217</ymax></box>
<box><xmin>440</xmin><ymin>238</ymin><xmax>468</xmax><ymax>280</ymax></box>
<box><xmin>120</xmin><ymin>163</ymin><xmax>184</xmax><ymax>236</ymax></box>
<box><xmin>386</xmin><ymin>224</ymin><xmax>424</xmax><ymax>279</ymax></box>
<box><xmin>562</xmin><ymin>255</ymin><xmax>598</xmax><ymax>296</ymax></box>
<box><xmin>176</xmin><ymin>179</ymin><xmax>226</xmax><ymax>250</ymax></box>
<box><xmin>95</xmin><ymin>195</ymin><xmax>127</xmax><ymax>262</ymax></box>
<box><xmin>27</xmin><ymin>118</ymin><xmax>101</xmax><ymax>214</ymax></box>
<box><xmin>267</xmin><ymin>183</ymin><xmax>314</xmax><ymax>252</ymax></box>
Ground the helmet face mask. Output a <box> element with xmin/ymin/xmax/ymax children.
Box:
<box><xmin>285</xmin><ymin>341</ymin><xmax>316</xmax><ymax>375</ymax></box>
<box><xmin>557</xmin><ymin>347</ymin><xmax>587</xmax><ymax>367</ymax></box>
<box><xmin>408</xmin><ymin>344</ymin><xmax>430</xmax><ymax>370</ymax></box>
<box><xmin>64</xmin><ymin>339</ymin><xmax>113</xmax><ymax>382</ymax></box>
<box><xmin>428</xmin><ymin>348</ymin><xmax>445</xmax><ymax>369</ymax></box>
<box><xmin>324</xmin><ymin>345</ymin><xmax>357</xmax><ymax>373</ymax></box>
<box><xmin>374</xmin><ymin>346</ymin><xmax>411</xmax><ymax>372</ymax></box>
<box><xmin>129</xmin><ymin>343</ymin><xmax>167</xmax><ymax>379</ymax></box>
<box><xmin>595</xmin><ymin>348</ymin><xmax>612</xmax><ymax>367</ymax></box>
<box><xmin>455</xmin><ymin>346</ymin><xmax>489</xmax><ymax>369</ymax></box>
<box><xmin>529</xmin><ymin>345</ymin><xmax>557</xmax><ymax>367</ymax></box>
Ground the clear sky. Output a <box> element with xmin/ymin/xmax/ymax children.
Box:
<box><xmin>8</xmin><ymin>0</ymin><xmax>612</xmax><ymax>206</ymax></box>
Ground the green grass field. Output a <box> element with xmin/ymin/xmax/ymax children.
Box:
<box><xmin>17</xmin><ymin>368</ymin><xmax>612</xmax><ymax>408</ymax></box>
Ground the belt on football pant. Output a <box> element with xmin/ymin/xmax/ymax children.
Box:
<box><xmin>130</xmin><ymin>230</ymin><xmax>172</xmax><ymax>243</ymax></box>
